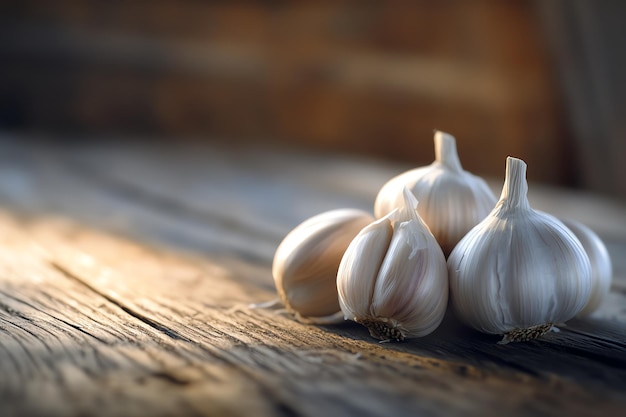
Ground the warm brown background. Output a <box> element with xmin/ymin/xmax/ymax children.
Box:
<box><xmin>1</xmin><ymin>1</ymin><xmax>624</xmax><ymax>198</ymax></box>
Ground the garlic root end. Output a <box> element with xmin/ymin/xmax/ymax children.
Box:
<box><xmin>497</xmin><ymin>323</ymin><xmax>555</xmax><ymax>344</ymax></box>
<box><xmin>357</xmin><ymin>317</ymin><xmax>406</xmax><ymax>342</ymax></box>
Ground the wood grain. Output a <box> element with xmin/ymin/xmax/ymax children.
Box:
<box><xmin>0</xmin><ymin>137</ymin><xmax>625</xmax><ymax>416</ymax></box>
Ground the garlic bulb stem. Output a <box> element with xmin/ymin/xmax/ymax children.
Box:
<box><xmin>496</xmin><ymin>156</ymin><xmax>530</xmax><ymax>212</ymax></box>
<box><xmin>434</xmin><ymin>130</ymin><xmax>463</xmax><ymax>173</ymax></box>
<box><xmin>374</xmin><ymin>130</ymin><xmax>496</xmax><ymax>256</ymax></box>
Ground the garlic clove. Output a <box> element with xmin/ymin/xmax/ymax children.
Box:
<box><xmin>338</xmin><ymin>188</ymin><xmax>448</xmax><ymax>341</ymax></box>
<box><xmin>337</xmin><ymin>214</ymin><xmax>394</xmax><ymax>322</ymax></box>
<box><xmin>374</xmin><ymin>130</ymin><xmax>496</xmax><ymax>256</ymax></box>
<box><xmin>561</xmin><ymin>219</ymin><xmax>613</xmax><ymax>317</ymax></box>
<box><xmin>448</xmin><ymin>157</ymin><xmax>592</xmax><ymax>343</ymax></box>
<box><xmin>372</xmin><ymin>223</ymin><xmax>449</xmax><ymax>337</ymax></box>
<box><xmin>272</xmin><ymin>209</ymin><xmax>374</xmax><ymax>322</ymax></box>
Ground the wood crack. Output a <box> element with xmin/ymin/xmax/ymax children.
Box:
<box><xmin>0</xmin><ymin>301</ymin><xmax>33</xmax><ymax>322</ymax></box>
<box><xmin>0</xmin><ymin>291</ymin><xmax>109</xmax><ymax>344</ymax></box>
<box><xmin>49</xmin><ymin>261</ymin><xmax>191</xmax><ymax>343</ymax></box>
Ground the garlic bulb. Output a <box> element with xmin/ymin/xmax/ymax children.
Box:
<box><xmin>374</xmin><ymin>131</ymin><xmax>496</xmax><ymax>256</ymax></box>
<box><xmin>448</xmin><ymin>157</ymin><xmax>592</xmax><ymax>343</ymax></box>
<box><xmin>561</xmin><ymin>219</ymin><xmax>612</xmax><ymax>317</ymax></box>
<box><xmin>272</xmin><ymin>209</ymin><xmax>374</xmax><ymax>323</ymax></box>
<box><xmin>337</xmin><ymin>188</ymin><xmax>448</xmax><ymax>341</ymax></box>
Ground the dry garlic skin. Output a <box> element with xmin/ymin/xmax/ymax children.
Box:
<box><xmin>374</xmin><ymin>131</ymin><xmax>496</xmax><ymax>256</ymax></box>
<box><xmin>562</xmin><ymin>219</ymin><xmax>613</xmax><ymax>317</ymax></box>
<box><xmin>448</xmin><ymin>211</ymin><xmax>592</xmax><ymax>335</ymax></box>
<box><xmin>338</xmin><ymin>189</ymin><xmax>449</xmax><ymax>341</ymax></box>
<box><xmin>273</xmin><ymin>209</ymin><xmax>374</xmax><ymax>319</ymax></box>
<box><xmin>447</xmin><ymin>157</ymin><xmax>592</xmax><ymax>341</ymax></box>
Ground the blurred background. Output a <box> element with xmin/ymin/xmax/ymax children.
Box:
<box><xmin>0</xmin><ymin>0</ymin><xmax>624</xmax><ymax>199</ymax></box>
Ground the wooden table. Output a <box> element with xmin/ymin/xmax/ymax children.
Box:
<box><xmin>0</xmin><ymin>137</ymin><xmax>625</xmax><ymax>417</ymax></box>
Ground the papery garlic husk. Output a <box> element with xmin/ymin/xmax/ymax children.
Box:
<box><xmin>374</xmin><ymin>131</ymin><xmax>497</xmax><ymax>256</ymax></box>
<box><xmin>448</xmin><ymin>157</ymin><xmax>592</xmax><ymax>343</ymax></box>
<box><xmin>272</xmin><ymin>209</ymin><xmax>374</xmax><ymax>323</ymax></box>
<box><xmin>561</xmin><ymin>219</ymin><xmax>613</xmax><ymax>317</ymax></box>
<box><xmin>337</xmin><ymin>188</ymin><xmax>448</xmax><ymax>341</ymax></box>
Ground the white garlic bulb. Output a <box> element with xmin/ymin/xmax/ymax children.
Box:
<box><xmin>374</xmin><ymin>131</ymin><xmax>497</xmax><ymax>256</ymax></box>
<box><xmin>561</xmin><ymin>219</ymin><xmax>613</xmax><ymax>317</ymax></box>
<box><xmin>337</xmin><ymin>188</ymin><xmax>448</xmax><ymax>341</ymax></box>
<box><xmin>448</xmin><ymin>157</ymin><xmax>592</xmax><ymax>343</ymax></box>
<box><xmin>272</xmin><ymin>209</ymin><xmax>374</xmax><ymax>323</ymax></box>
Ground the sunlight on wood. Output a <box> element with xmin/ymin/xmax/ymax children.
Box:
<box><xmin>0</xmin><ymin>140</ymin><xmax>624</xmax><ymax>417</ymax></box>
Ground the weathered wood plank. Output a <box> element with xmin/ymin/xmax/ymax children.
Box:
<box><xmin>0</xmin><ymin>137</ymin><xmax>625</xmax><ymax>416</ymax></box>
<box><xmin>1</xmin><ymin>213</ymin><xmax>625</xmax><ymax>417</ymax></box>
